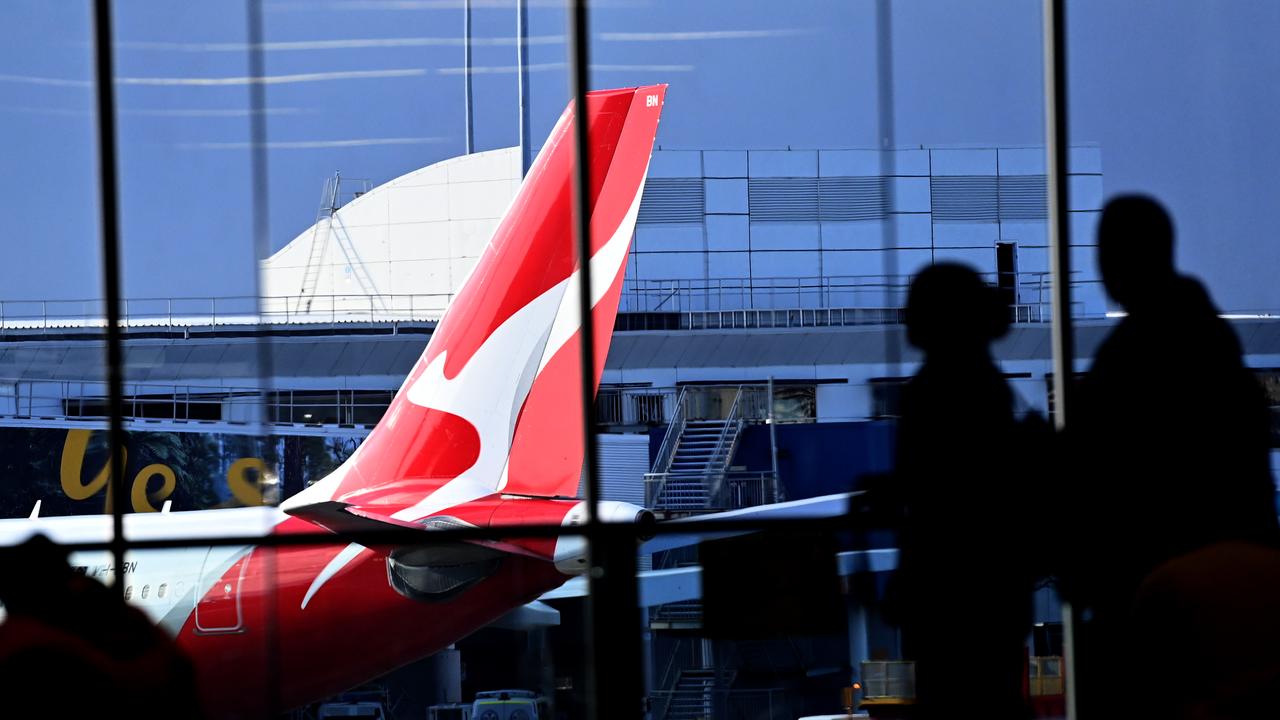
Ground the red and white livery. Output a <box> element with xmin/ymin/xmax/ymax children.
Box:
<box><xmin>0</xmin><ymin>85</ymin><xmax>667</xmax><ymax>717</ymax></box>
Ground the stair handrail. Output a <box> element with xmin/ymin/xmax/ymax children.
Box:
<box><xmin>653</xmin><ymin>638</ymin><xmax>698</xmax><ymax>720</ymax></box>
<box><xmin>645</xmin><ymin>386</ymin><xmax>690</xmax><ymax>507</ymax></box>
<box><xmin>651</xmin><ymin>386</ymin><xmax>689</xmax><ymax>474</ymax></box>
<box><xmin>705</xmin><ymin>386</ymin><xmax>744</xmax><ymax>506</ymax></box>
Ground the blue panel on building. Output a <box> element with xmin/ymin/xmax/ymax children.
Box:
<box><xmin>749</xmin><ymin>150</ymin><xmax>818</xmax><ymax>178</ymax></box>
<box><xmin>635</xmin><ymin>224</ymin><xmax>704</xmax><ymax>254</ymax></box>
<box><xmin>703</xmin><ymin>150</ymin><xmax>747</xmax><ymax>178</ymax></box>
<box><xmin>706</xmin><ymin>214</ymin><xmax>750</xmax><ymax>252</ymax></box>
<box><xmin>734</xmin><ymin>422</ymin><xmax>898</xmax><ymax>499</ymax></box>
<box><xmin>750</xmin><ymin>222</ymin><xmax>819</xmax><ymax>252</ymax></box>
<box><xmin>996</xmin><ymin>147</ymin><xmax>1046</xmax><ymax>175</ymax></box>
<box><xmin>751</xmin><ymin>250</ymin><xmax>822</xmax><ymax>280</ymax></box>
<box><xmin>930</xmin><ymin>148</ymin><xmax>998</xmax><ymax>175</ymax></box>
<box><xmin>648</xmin><ymin>150</ymin><xmax>702</xmax><ymax>178</ymax></box>
<box><xmin>705</xmin><ymin>178</ymin><xmax>749</xmax><ymax>215</ymax></box>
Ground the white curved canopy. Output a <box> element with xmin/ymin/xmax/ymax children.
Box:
<box><xmin>260</xmin><ymin>147</ymin><xmax>521</xmax><ymax>321</ymax></box>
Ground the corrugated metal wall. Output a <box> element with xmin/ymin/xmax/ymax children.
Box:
<box><xmin>583</xmin><ymin>433</ymin><xmax>651</xmax><ymax>507</ymax></box>
<box><xmin>637</xmin><ymin>178</ymin><xmax>704</xmax><ymax>224</ymax></box>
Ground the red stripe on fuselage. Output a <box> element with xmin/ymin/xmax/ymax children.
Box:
<box><xmin>177</xmin><ymin>516</ymin><xmax>566</xmax><ymax>717</ymax></box>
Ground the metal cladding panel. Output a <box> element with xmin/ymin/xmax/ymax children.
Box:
<box><xmin>294</xmin><ymin>341</ymin><xmax>345</xmax><ymax>377</ymax></box>
<box><xmin>997</xmin><ymin>148</ymin><xmax>1046</xmax><ymax>175</ymax></box>
<box><xmin>680</xmin><ymin>334</ymin><xmax>731</xmax><ymax>368</ymax></box>
<box><xmin>387</xmin><ymin>340</ymin><xmax>428</xmax><ymax>376</ymax></box>
<box><xmin>354</xmin><ymin>340</ymin><xmax>415</xmax><ymax>377</ymax></box>
<box><xmin>1073</xmin><ymin>324</ymin><xmax>1112</xmax><ymax>359</ymax></box>
<box><xmin>0</xmin><ymin>347</ymin><xmax>27</xmax><ymax>378</ymax></box>
<box><xmin>122</xmin><ymin>345</ymin><xmax>166</xmax><ymax>382</ymax></box>
<box><xmin>1070</xmin><ymin>147</ymin><xmax>1103</xmax><ymax>174</ymax></box>
<box><xmin>749</xmin><ymin>177</ymin><xmax>819</xmax><ymax>221</ymax></box>
<box><xmin>57</xmin><ymin>346</ymin><xmax>105</xmax><ymax>380</ymax></box>
<box><xmin>749</xmin><ymin>150</ymin><xmax>818</xmax><ymax>178</ymax></box>
<box><xmin>704</xmin><ymin>150</ymin><xmax>747</xmax><ymax>178</ymax></box>
<box><xmin>706</xmin><ymin>215</ymin><xmax>749</xmax><ymax>252</ymax></box>
<box><xmin>931</xmin><ymin>176</ymin><xmax>999</xmax><ymax>222</ymax></box>
<box><xmin>602</xmin><ymin>334</ymin><xmax>635</xmax><ymax>369</ymax></box>
<box><xmin>329</xmin><ymin>342</ymin><xmax>375</xmax><ymax>376</ymax></box>
<box><xmin>648</xmin><ymin>150</ymin><xmax>702</xmax><ymax>178</ymax></box>
<box><xmin>711</xmin><ymin>333</ymin><xmax>754</xmax><ymax>368</ymax></box>
<box><xmin>1247</xmin><ymin>322</ymin><xmax>1280</xmax><ymax>354</ymax></box>
<box><xmin>704</xmin><ymin>178</ymin><xmax>748</xmax><ymax>215</ymax></box>
<box><xmin>269</xmin><ymin>343</ymin><xmax>312</xmax><ymax>377</ymax></box>
<box><xmin>23</xmin><ymin>347</ymin><xmax>68</xmax><ymax>380</ymax></box>
<box><xmin>649</xmin><ymin>335</ymin><xmax>692</xmax><ymax>368</ymax></box>
<box><xmin>819</xmin><ymin>177</ymin><xmax>889</xmax><ymax>221</ymax></box>
<box><xmin>145</xmin><ymin>345</ymin><xmax>194</xmax><ymax>380</ymax></box>
<box><xmin>592</xmin><ymin>433</ymin><xmax>650</xmax><ymax>506</ymax></box>
<box><xmin>638</xmin><ymin>178</ymin><xmax>704</xmax><ymax>224</ymax></box>
<box><xmin>635</xmin><ymin>224</ymin><xmax>704</xmax><ymax>254</ymax></box>
<box><xmin>0</xmin><ymin>347</ymin><xmax>36</xmax><ymax>379</ymax></box>
<box><xmin>1231</xmin><ymin>322</ymin><xmax>1260</xmax><ymax>350</ymax></box>
<box><xmin>177</xmin><ymin>344</ymin><xmax>230</xmax><ymax>379</ymax></box>
<box><xmin>749</xmin><ymin>331</ymin><xmax>807</xmax><ymax>367</ymax></box>
<box><xmin>785</xmin><ymin>332</ymin><xmax>836</xmax><ymax>366</ymax></box>
<box><xmin>620</xmin><ymin>334</ymin><xmax>668</xmax><ymax>369</ymax></box>
<box><xmin>216</xmin><ymin>343</ymin><xmax>260</xmax><ymax>378</ymax></box>
<box><xmin>998</xmin><ymin>175</ymin><xmax>1048</xmax><ymax>220</ymax></box>
<box><xmin>931</xmin><ymin>148</ymin><xmax>998</xmax><ymax>175</ymax></box>
<box><xmin>997</xmin><ymin>326</ymin><xmax>1049</xmax><ymax>361</ymax></box>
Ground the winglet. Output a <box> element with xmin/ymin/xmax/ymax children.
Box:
<box><xmin>28</xmin><ymin>500</ymin><xmax>40</xmax><ymax>520</ymax></box>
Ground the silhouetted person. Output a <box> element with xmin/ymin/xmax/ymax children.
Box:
<box><xmin>1067</xmin><ymin>195</ymin><xmax>1279</xmax><ymax>715</ymax></box>
<box><xmin>890</xmin><ymin>263</ymin><xmax>1040</xmax><ymax>718</ymax></box>
<box><xmin>0</xmin><ymin>535</ymin><xmax>201</xmax><ymax>718</ymax></box>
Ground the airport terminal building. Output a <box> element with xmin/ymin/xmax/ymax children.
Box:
<box><xmin>3</xmin><ymin>146</ymin><xmax>1279</xmax><ymax>717</ymax></box>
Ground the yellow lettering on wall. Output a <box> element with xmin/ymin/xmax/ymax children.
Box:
<box><xmin>60</xmin><ymin>429</ymin><xmax>126</xmax><ymax>508</ymax></box>
<box><xmin>131</xmin><ymin>463</ymin><xmax>176</xmax><ymax>513</ymax></box>
<box><xmin>227</xmin><ymin>457</ymin><xmax>267</xmax><ymax>506</ymax></box>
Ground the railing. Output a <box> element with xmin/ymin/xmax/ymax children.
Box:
<box><xmin>631</xmin><ymin>301</ymin><xmax>1082</xmax><ymax>331</ymax></box>
<box><xmin>620</xmin><ymin>271</ymin><xmax>1101</xmax><ymax>317</ymax></box>
<box><xmin>644</xmin><ymin>471</ymin><xmax>779</xmax><ymax>511</ymax></box>
<box><xmin>704</xmin><ymin>387</ymin><xmax>744</xmax><ymax>503</ymax></box>
<box><xmin>0</xmin><ymin>272</ymin><xmax>1112</xmax><ymax>331</ymax></box>
<box><xmin>722</xmin><ymin>472</ymin><xmax>780</xmax><ymax>508</ymax></box>
<box><xmin>0</xmin><ymin>379</ymin><xmax>393</xmax><ymax>429</ymax></box>
<box><xmin>646</xmin><ymin>386</ymin><xmax>691</xmax><ymax>505</ymax></box>
<box><xmin>595</xmin><ymin>385</ymin><xmax>676</xmax><ymax>426</ymax></box>
<box><xmin>647</xmin><ymin>687</ymin><xmax>788</xmax><ymax>720</ymax></box>
<box><xmin>651</xmin><ymin>638</ymin><xmax>700</xmax><ymax>720</ymax></box>
<box><xmin>0</xmin><ymin>293</ymin><xmax>453</xmax><ymax>330</ymax></box>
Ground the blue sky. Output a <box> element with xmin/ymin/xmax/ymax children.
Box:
<box><xmin>1</xmin><ymin>0</ymin><xmax>1277</xmax><ymax>312</ymax></box>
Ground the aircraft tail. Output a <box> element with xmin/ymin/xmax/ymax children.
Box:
<box><xmin>283</xmin><ymin>85</ymin><xmax>667</xmax><ymax>521</ymax></box>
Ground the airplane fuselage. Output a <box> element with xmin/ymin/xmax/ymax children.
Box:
<box><xmin>0</xmin><ymin>509</ymin><xmax>566</xmax><ymax>717</ymax></box>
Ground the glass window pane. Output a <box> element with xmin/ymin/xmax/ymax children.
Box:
<box><xmin>1066</xmin><ymin>3</ymin><xmax>1280</xmax><ymax>717</ymax></box>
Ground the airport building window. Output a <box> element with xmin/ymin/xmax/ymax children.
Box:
<box><xmin>7</xmin><ymin>2</ymin><xmax>1277</xmax><ymax>718</ymax></box>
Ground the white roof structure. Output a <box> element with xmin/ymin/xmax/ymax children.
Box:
<box><xmin>259</xmin><ymin>147</ymin><xmax>522</xmax><ymax>322</ymax></box>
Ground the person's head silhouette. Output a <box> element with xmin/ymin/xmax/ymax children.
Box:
<box><xmin>1098</xmin><ymin>195</ymin><xmax>1177</xmax><ymax>311</ymax></box>
<box><xmin>905</xmin><ymin>263</ymin><xmax>1008</xmax><ymax>358</ymax></box>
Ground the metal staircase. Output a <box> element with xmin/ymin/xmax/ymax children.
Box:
<box><xmin>646</xmin><ymin>386</ymin><xmax>749</xmax><ymax>512</ymax></box>
<box><xmin>664</xmin><ymin>668</ymin><xmax>717</xmax><ymax>720</ymax></box>
<box><xmin>659</xmin><ymin>418</ymin><xmax>741</xmax><ymax>510</ymax></box>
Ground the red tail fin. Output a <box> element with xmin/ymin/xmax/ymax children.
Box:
<box><xmin>284</xmin><ymin>85</ymin><xmax>667</xmax><ymax>519</ymax></box>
